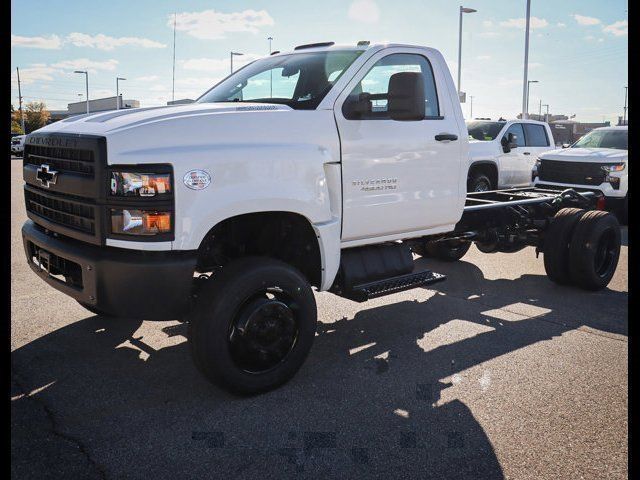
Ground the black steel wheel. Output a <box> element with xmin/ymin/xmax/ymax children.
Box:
<box><xmin>188</xmin><ymin>257</ymin><xmax>317</xmax><ymax>394</ymax></box>
<box><xmin>568</xmin><ymin>210</ymin><xmax>621</xmax><ymax>290</ymax></box>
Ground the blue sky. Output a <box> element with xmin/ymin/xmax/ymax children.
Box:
<box><xmin>11</xmin><ymin>0</ymin><xmax>627</xmax><ymax>122</ymax></box>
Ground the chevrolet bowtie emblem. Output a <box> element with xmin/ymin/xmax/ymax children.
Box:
<box><xmin>36</xmin><ymin>164</ymin><xmax>58</xmax><ymax>188</ymax></box>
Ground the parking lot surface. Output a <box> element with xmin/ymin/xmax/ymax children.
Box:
<box><xmin>11</xmin><ymin>157</ymin><xmax>628</xmax><ymax>479</ymax></box>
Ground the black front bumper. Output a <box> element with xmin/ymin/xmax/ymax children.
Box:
<box><xmin>22</xmin><ymin>220</ymin><xmax>197</xmax><ymax>320</ymax></box>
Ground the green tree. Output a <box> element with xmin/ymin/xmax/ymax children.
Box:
<box><xmin>12</xmin><ymin>101</ymin><xmax>50</xmax><ymax>133</ymax></box>
<box><xmin>11</xmin><ymin>120</ymin><xmax>24</xmax><ymax>134</ymax></box>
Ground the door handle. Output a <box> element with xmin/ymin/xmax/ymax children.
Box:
<box><xmin>523</xmin><ymin>152</ymin><xmax>531</xmax><ymax>155</ymax></box>
<box><xmin>435</xmin><ymin>133</ymin><xmax>458</xmax><ymax>141</ymax></box>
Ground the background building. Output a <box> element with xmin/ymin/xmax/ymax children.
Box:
<box><xmin>67</xmin><ymin>96</ymin><xmax>139</xmax><ymax>115</ymax></box>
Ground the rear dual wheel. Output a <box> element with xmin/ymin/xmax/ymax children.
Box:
<box><xmin>543</xmin><ymin>208</ymin><xmax>620</xmax><ymax>290</ymax></box>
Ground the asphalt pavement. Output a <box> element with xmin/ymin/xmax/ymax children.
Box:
<box><xmin>10</xmin><ymin>156</ymin><xmax>628</xmax><ymax>479</ymax></box>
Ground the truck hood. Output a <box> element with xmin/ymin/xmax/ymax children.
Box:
<box><xmin>468</xmin><ymin>139</ymin><xmax>498</xmax><ymax>160</ymax></box>
<box><xmin>540</xmin><ymin>147</ymin><xmax>627</xmax><ymax>163</ymax></box>
<box><xmin>29</xmin><ymin>101</ymin><xmax>341</xmax><ymax>167</ymax></box>
<box><xmin>34</xmin><ymin>102</ymin><xmax>294</xmax><ymax>136</ymax></box>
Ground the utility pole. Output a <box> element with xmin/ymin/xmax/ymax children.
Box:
<box><xmin>521</xmin><ymin>0</ymin><xmax>532</xmax><ymax>119</ymax></box>
<box><xmin>75</xmin><ymin>70</ymin><xmax>89</xmax><ymax>114</ymax></box>
<box><xmin>172</xmin><ymin>12</ymin><xmax>176</xmax><ymax>103</ymax></box>
<box><xmin>116</xmin><ymin>77</ymin><xmax>126</xmax><ymax>110</ymax></box>
<box><xmin>457</xmin><ymin>6</ymin><xmax>477</xmax><ymax>100</ymax></box>
<box><xmin>623</xmin><ymin>86</ymin><xmax>628</xmax><ymax>125</ymax></box>
<box><xmin>16</xmin><ymin>67</ymin><xmax>26</xmax><ymax>133</ymax></box>
<box><xmin>542</xmin><ymin>104</ymin><xmax>549</xmax><ymax>123</ymax></box>
<box><xmin>469</xmin><ymin>95</ymin><xmax>474</xmax><ymax>119</ymax></box>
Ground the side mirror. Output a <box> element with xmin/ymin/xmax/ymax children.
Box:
<box><xmin>562</xmin><ymin>143</ymin><xmax>570</xmax><ymax>149</ymax></box>
<box><xmin>388</xmin><ymin>72</ymin><xmax>425</xmax><ymax>121</ymax></box>
<box><xmin>501</xmin><ymin>133</ymin><xmax>518</xmax><ymax>153</ymax></box>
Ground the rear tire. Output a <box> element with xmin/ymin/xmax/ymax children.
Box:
<box><xmin>568</xmin><ymin>210</ymin><xmax>621</xmax><ymax>290</ymax></box>
<box><xmin>468</xmin><ymin>173</ymin><xmax>493</xmax><ymax>193</ymax></box>
<box><xmin>188</xmin><ymin>257</ymin><xmax>317</xmax><ymax>395</ymax></box>
<box><xmin>543</xmin><ymin>208</ymin><xmax>586</xmax><ymax>285</ymax></box>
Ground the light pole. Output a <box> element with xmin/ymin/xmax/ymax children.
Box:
<box><xmin>538</xmin><ymin>99</ymin><xmax>542</xmax><ymax>118</ymax></box>
<box><xmin>542</xmin><ymin>104</ymin><xmax>549</xmax><ymax>123</ymax></box>
<box><xmin>521</xmin><ymin>0</ymin><xmax>532</xmax><ymax>118</ymax></box>
<box><xmin>469</xmin><ymin>95</ymin><xmax>474</xmax><ymax>119</ymax></box>
<box><xmin>457</xmin><ymin>6</ymin><xmax>477</xmax><ymax>100</ymax></box>
<box><xmin>230</xmin><ymin>52</ymin><xmax>244</xmax><ymax>74</ymax></box>
<box><xmin>623</xmin><ymin>86</ymin><xmax>628</xmax><ymax>125</ymax></box>
<box><xmin>268</xmin><ymin>37</ymin><xmax>274</xmax><ymax>98</ymax></box>
<box><xmin>526</xmin><ymin>80</ymin><xmax>538</xmax><ymax>116</ymax></box>
<box><xmin>74</xmin><ymin>70</ymin><xmax>89</xmax><ymax>114</ymax></box>
<box><xmin>116</xmin><ymin>77</ymin><xmax>126</xmax><ymax>110</ymax></box>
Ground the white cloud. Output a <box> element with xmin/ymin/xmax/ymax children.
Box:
<box><xmin>348</xmin><ymin>0</ymin><xmax>380</xmax><ymax>24</ymax></box>
<box><xmin>11</xmin><ymin>34</ymin><xmax>62</xmax><ymax>49</ymax></box>
<box><xmin>603</xmin><ymin>20</ymin><xmax>627</xmax><ymax>37</ymax></box>
<box><xmin>51</xmin><ymin>58</ymin><xmax>119</xmax><ymax>73</ymax></box>
<box><xmin>572</xmin><ymin>14</ymin><xmax>601</xmax><ymax>26</ymax></box>
<box><xmin>500</xmin><ymin>17</ymin><xmax>548</xmax><ymax>29</ymax></box>
<box><xmin>170</xmin><ymin>9</ymin><xmax>274</xmax><ymax>40</ymax></box>
<box><xmin>66</xmin><ymin>33</ymin><xmax>166</xmax><ymax>51</ymax></box>
<box><xmin>557</xmin><ymin>23</ymin><xmax>566</xmax><ymax>28</ymax></box>
<box><xmin>478</xmin><ymin>31</ymin><xmax>500</xmax><ymax>38</ymax></box>
<box><xmin>482</xmin><ymin>20</ymin><xmax>493</xmax><ymax>28</ymax></box>
<box><xmin>182</xmin><ymin>54</ymin><xmax>262</xmax><ymax>72</ymax></box>
<box><xmin>11</xmin><ymin>64</ymin><xmax>59</xmax><ymax>84</ymax></box>
<box><xmin>135</xmin><ymin>75</ymin><xmax>160</xmax><ymax>82</ymax></box>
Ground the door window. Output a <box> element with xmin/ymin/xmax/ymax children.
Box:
<box><xmin>524</xmin><ymin>124</ymin><xmax>550</xmax><ymax>146</ymax></box>
<box><xmin>503</xmin><ymin>124</ymin><xmax>526</xmax><ymax>147</ymax></box>
<box><xmin>344</xmin><ymin>53</ymin><xmax>440</xmax><ymax>119</ymax></box>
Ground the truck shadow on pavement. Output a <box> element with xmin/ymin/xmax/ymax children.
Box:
<box><xmin>11</xmin><ymin>262</ymin><xmax>627</xmax><ymax>479</ymax></box>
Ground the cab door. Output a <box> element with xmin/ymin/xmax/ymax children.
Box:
<box><xmin>334</xmin><ymin>48</ymin><xmax>464</xmax><ymax>243</ymax></box>
<box><xmin>498</xmin><ymin>122</ymin><xmax>528</xmax><ymax>187</ymax></box>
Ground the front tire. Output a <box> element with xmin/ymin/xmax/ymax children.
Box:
<box><xmin>468</xmin><ymin>173</ymin><xmax>493</xmax><ymax>193</ymax></box>
<box><xmin>188</xmin><ymin>257</ymin><xmax>317</xmax><ymax>395</ymax></box>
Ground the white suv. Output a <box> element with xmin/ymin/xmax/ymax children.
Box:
<box><xmin>466</xmin><ymin>119</ymin><xmax>555</xmax><ymax>192</ymax></box>
<box><xmin>533</xmin><ymin>126</ymin><xmax>628</xmax><ymax>223</ymax></box>
<box><xmin>11</xmin><ymin>134</ymin><xmax>26</xmax><ymax>156</ymax></box>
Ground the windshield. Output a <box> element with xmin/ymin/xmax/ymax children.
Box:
<box><xmin>197</xmin><ymin>50</ymin><xmax>363</xmax><ymax>110</ymax></box>
<box><xmin>573</xmin><ymin>129</ymin><xmax>628</xmax><ymax>150</ymax></box>
<box><xmin>467</xmin><ymin>121</ymin><xmax>505</xmax><ymax>141</ymax></box>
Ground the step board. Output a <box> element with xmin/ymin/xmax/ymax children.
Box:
<box><xmin>345</xmin><ymin>270</ymin><xmax>447</xmax><ymax>302</ymax></box>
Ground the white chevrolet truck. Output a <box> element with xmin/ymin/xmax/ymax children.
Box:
<box><xmin>22</xmin><ymin>42</ymin><xmax>621</xmax><ymax>394</ymax></box>
<box><xmin>467</xmin><ymin>119</ymin><xmax>555</xmax><ymax>191</ymax></box>
<box><xmin>533</xmin><ymin>126</ymin><xmax>628</xmax><ymax>224</ymax></box>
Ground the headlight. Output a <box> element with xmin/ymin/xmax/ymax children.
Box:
<box><xmin>110</xmin><ymin>209</ymin><xmax>172</xmax><ymax>236</ymax></box>
<box><xmin>601</xmin><ymin>163</ymin><xmax>625</xmax><ymax>172</ymax></box>
<box><xmin>110</xmin><ymin>171</ymin><xmax>172</xmax><ymax>197</ymax></box>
